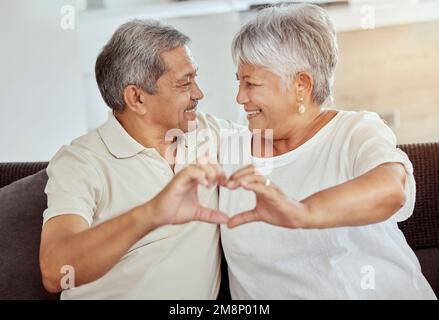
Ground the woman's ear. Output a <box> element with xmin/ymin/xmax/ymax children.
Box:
<box><xmin>295</xmin><ymin>72</ymin><xmax>314</xmax><ymax>99</ymax></box>
<box><xmin>123</xmin><ymin>85</ymin><xmax>147</xmax><ymax>115</ymax></box>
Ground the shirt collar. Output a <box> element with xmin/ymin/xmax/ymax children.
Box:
<box><xmin>98</xmin><ymin>111</ymin><xmax>147</xmax><ymax>159</ymax></box>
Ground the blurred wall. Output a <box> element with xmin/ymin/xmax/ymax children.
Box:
<box><xmin>334</xmin><ymin>20</ymin><xmax>439</xmax><ymax>144</ymax></box>
<box><xmin>0</xmin><ymin>0</ymin><xmax>87</xmax><ymax>162</ymax></box>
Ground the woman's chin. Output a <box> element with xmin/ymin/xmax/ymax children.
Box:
<box><xmin>247</xmin><ymin>118</ymin><xmax>265</xmax><ymax>132</ymax></box>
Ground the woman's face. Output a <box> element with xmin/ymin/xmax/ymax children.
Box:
<box><xmin>236</xmin><ymin>63</ymin><xmax>297</xmax><ymax>136</ymax></box>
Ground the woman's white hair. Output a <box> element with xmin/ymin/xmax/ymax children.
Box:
<box><xmin>232</xmin><ymin>3</ymin><xmax>339</xmax><ymax>106</ymax></box>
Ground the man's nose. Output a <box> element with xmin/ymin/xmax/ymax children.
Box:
<box><xmin>192</xmin><ymin>81</ymin><xmax>204</xmax><ymax>100</ymax></box>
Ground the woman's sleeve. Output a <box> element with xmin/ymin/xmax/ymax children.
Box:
<box><xmin>348</xmin><ymin>112</ymin><xmax>415</xmax><ymax>222</ymax></box>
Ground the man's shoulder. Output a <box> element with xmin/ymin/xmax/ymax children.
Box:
<box><xmin>72</xmin><ymin>129</ymin><xmax>106</xmax><ymax>156</ymax></box>
<box><xmin>50</xmin><ymin>129</ymin><xmax>105</xmax><ymax>165</ymax></box>
<box><xmin>71</xmin><ymin>128</ymin><xmax>101</xmax><ymax>146</ymax></box>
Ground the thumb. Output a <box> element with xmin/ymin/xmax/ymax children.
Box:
<box><xmin>227</xmin><ymin>210</ymin><xmax>259</xmax><ymax>228</ymax></box>
<box><xmin>196</xmin><ymin>206</ymin><xmax>230</xmax><ymax>225</ymax></box>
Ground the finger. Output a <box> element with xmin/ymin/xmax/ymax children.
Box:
<box><xmin>227</xmin><ymin>165</ymin><xmax>264</xmax><ymax>188</ymax></box>
<box><xmin>209</xmin><ymin>163</ymin><xmax>227</xmax><ymax>186</ymax></box>
<box><xmin>196</xmin><ymin>206</ymin><xmax>230</xmax><ymax>224</ymax></box>
<box><xmin>228</xmin><ymin>164</ymin><xmax>256</xmax><ymax>182</ymax></box>
<box><xmin>180</xmin><ymin>165</ymin><xmax>209</xmax><ymax>187</ymax></box>
<box><xmin>235</xmin><ymin>174</ymin><xmax>267</xmax><ymax>190</ymax></box>
<box><xmin>227</xmin><ymin>172</ymin><xmax>266</xmax><ymax>190</ymax></box>
<box><xmin>196</xmin><ymin>163</ymin><xmax>227</xmax><ymax>188</ymax></box>
<box><xmin>227</xmin><ymin>210</ymin><xmax>260</xmax><ymax>228</ymax></box>
<box><xmin>241</xmin><ymin>181</ymin><xmax>272</xmax><ymax>197</ymax></box>
<box><xmin>226</xmin><ymin>165</ymin><xmax>255</xmax><ymax>188</ymax></box>
<box><xmin>196</xmin><ymin>164</ymin><xmax>218</xmax><ymax>188</ymax></box>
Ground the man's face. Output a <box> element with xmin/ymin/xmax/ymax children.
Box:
<box><xmin>147</xmin><ymin>45</ymin><xmax>204</xmax><ymax>133</ymax></box>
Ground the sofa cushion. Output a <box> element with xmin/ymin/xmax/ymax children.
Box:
<box><xmin>0</xmin><ymin>169</ymin><xmax>58</xmax><ymax>300</ymax></box>
<box><xmin>415</xmin><ymin>247</ymin><xmax>439</xmax><ymax>297</ymax></box>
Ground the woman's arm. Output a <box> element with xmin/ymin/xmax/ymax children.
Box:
<box><xmin>302</xmin><ymin>162</ymin><xmax>407</xmax><ymax>228</ymax></box>
<box><xmin>226</xmin><ymin>162</ymin><xmax>407</xmax><ymax>229</ymax></box>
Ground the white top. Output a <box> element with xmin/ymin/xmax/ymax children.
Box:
<box><xmin>43</xmin><ymin>112</ymin><xmax>231</xmax><ymax>299</ymax></box>
<box><xmin>219</xmin><ymin>110</ymin><xmax>437</xmax><ymax>300</ymax></box>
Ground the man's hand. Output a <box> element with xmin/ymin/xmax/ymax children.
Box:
<box><xmin>40</xmin><ymin>162</ymin><xmax>229</xmax><ymax>293</ymax></box>
<box><xmin>148</xmin><ymin>162</ymin><xmax>229</xmax><ymax>227</ymax></box>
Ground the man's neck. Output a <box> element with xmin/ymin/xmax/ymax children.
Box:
<box><xmin>115</xmin><ymin>113</ymin><xmax>177</xmax><ymax>164</ymax></box>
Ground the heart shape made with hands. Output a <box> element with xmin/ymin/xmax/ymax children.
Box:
<box><xmin>163</xmin><ymin>162</ymin><xmax>307</xmax><ymax>229</ymax></box>
<box><xmin>205</xmin><ymin>164</ymin><xmax>307</xmax><ymax>229</ymax></box>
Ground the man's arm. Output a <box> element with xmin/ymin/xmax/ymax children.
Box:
<box><xmin>40</xmin><ymin>163</ymin><xmax>228</xmax><ymax>293</ymax></box>
<box><xmin>39</xmin><ymin>205</ymin><xmax>155</xmax><ymax>293</ymax></box>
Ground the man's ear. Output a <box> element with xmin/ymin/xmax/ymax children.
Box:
<box><xmin>123</xmin><ymin>85</ymin><xmax>148</xmax><ymax>115</ymax></box>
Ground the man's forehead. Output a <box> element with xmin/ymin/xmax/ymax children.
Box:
<box><xmin>161</xmin><ymin>46</ymin><xmax>198</xmax><ymax>79</ymax></box>
<box><xmin>176</xmin><ymin>64</ymin><xmax>198</xmax><ymax>80</ymax></box>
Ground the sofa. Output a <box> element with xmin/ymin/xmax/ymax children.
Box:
<box><xmin>0</xmin><ymin>142</ymin><xmax>438</xmax><ymax>300</ymax></box>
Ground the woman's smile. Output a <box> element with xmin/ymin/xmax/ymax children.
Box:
<box><xmin>245</xmin><ymin>108</ymin><xmax>262</xmax><ymax>120</ymax></box>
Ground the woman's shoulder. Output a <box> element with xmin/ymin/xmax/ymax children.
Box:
<box><xmin>325</xmin><ymin>109</ymin><xmax>397</xmax><ymax>155</ymax></box>
<box><xmin>333</xmin><ymin>109</ymin><xmax>382</xmax><ymax>123</ymax></box>
<box><xmin>330</xmin><ymin>108</ymin><xmax>398</xmax><ymax>156</ymax></box>
<box><xmin>331</xmin><ymin>109</ymin><xmax>390</xmax><ymax>134</ymax></box>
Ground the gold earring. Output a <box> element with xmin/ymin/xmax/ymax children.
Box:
<box><xmin>298</xmin><ymin>97</ymin><xmax>306</xmax><ymax>114</ymax></box>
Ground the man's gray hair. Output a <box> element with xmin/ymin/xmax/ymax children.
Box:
<box><xmin>232</xmin><ymin>3</ymin><xmax>338</xmax><ymax>106</ymax></box>
<box><xmin>95</xmin><ymin>19</ymin><xmax>190</xmax><ymax>113</ymax></box>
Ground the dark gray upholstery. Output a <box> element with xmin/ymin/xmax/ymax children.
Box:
<box><xmin>0</xmin><ymin>169</ymin><xmax>58</xmax><ymax>300</ymax></box>
<box><xmin>0</xmin><ymin>162</ymin><xmax>49</xmax><ymax>189</ymax></box>
<box><xmin>0</xmin><ymin>142</ymin><xmax>438</xmax><ymax>299</ymax></box>
<box><xmin>398</xmin><ymin>143</ymin><xmax>439</xmax><ymax>249</ymax></box>
<box><xmin>414</xmin><ymin>247</ymin><xmax>439</xmax><ymax>296</ymax></box>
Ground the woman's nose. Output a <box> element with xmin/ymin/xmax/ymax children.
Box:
<box><xmin>236</xmin><ymin>86</ymin><xmax>249</xmax><ymax>105</ymax></box>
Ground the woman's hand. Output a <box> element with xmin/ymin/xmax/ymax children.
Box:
<box><xmin>225</xmin><ymin>165</ymin><xmax>316</xmax><ymax>229</ymax></box>
<box><xmin>149</xmin><ymin>162</ymin><xmax>229</xmax><ymax>227</ymax></box>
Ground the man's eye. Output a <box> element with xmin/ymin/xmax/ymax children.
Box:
<box><xmin>181</xmin><ymin>82</ymin><xmax>191</xmax><ymax>87</ymax></box>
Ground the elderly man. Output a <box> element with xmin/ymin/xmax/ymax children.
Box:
<box><xmin>39</xmin><ymin>20</ymin><xmax>232</xmax><ymax>299</ymax></box>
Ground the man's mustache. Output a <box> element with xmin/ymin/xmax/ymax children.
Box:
<box><xmin>188</xmin><ymin>100</ymin><xmax>198</xmax><ymax>109</ymax></box>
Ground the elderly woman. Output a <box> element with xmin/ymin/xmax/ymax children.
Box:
<box><xmin>219</xmin><ymin>3</ymin><xmax>436</xmax><ymax>299</ymax></box>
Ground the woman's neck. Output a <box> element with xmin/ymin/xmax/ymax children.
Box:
<box><xmin>253</xmin><ymin>108</ymin><xmax>338</xmax><ymax>157</ymax></box>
